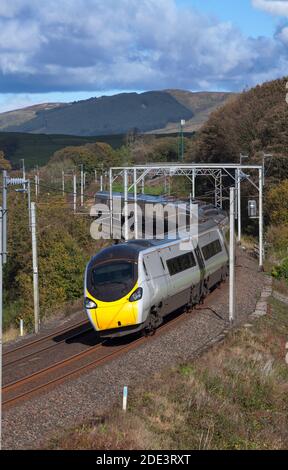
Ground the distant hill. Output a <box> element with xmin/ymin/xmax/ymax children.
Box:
<box><xmin>0</xmin><ymin>90</ymin><xmax>234</xmax><ymax>136</ymax></box>
<box><xmin>150</xmin><ymin>90</ymin><xmax>235</xmax><ymax>133</ymax></box>
<box><xmin>0</xmin><ymin>103</ymin><xmax>64</xmax><ymax>131</ymax></box>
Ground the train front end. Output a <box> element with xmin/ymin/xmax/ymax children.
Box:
<box><xmin>84</xmin><ymin>245</ymin><xmax>144</xmax><ymax>338</ymax></box>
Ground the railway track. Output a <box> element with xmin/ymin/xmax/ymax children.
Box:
<box><xmin>3</xmin><ymin>309</ymin><xmax>190</xmax><ymax>410</ymax></box>
<box><xmin>3</xmin><ymin>318</ymin><xmax>90</xmax><ymax>365</ymax></box>
<box><xmin>3</xmin><ymin>317</ymin><xmax>87</xmax><ymax>356</ymax></box>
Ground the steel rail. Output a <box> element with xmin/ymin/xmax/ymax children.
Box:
<box><xmin>3</xmin><ymin>324</ymin><xmax>93</xmax><ymax>368</ymax></box>
<box><xmin>3</xmin><ymin>311</ymin><xmax>188</xmax><ymax>408</ymax></box>
<box><xmin>3</xmin><ymin>318</ymin><xmax>87</xmax><ymax>358</ymax></box>
<box><xmin>4</xmin><ymin>341</ymin><xmax>103</xmax><ymax>393</ymax></box>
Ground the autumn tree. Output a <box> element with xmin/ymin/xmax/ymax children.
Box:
<box><xmin>0</xmin><ymin>150</ymin><xmax>11</xmax><ymax>170</ymax></box>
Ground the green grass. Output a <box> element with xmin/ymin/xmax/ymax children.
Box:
<box><xmin>3</xmin><ymin>300</ymin><xmax>23</xmax><ymax>330</ymax></box>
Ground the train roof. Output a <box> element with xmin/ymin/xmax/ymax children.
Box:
<box><xmin>95</xmin><ymin>190</ymin><xmax>179</xmax><ymax>205</ymax></box>
<box><xmin>89</xmin><ymin>191</ymin><xmax>228</xmax><ymax>264</ymax></box>
<box><xmin>94</xmin><ymin>191</ymin><xmax>226</xmax><ymax>218</ymax></box>
<box><xmin>88</xmin><ymin>215</ymin><xmax>225</xmax><ymax>267</ymax></box>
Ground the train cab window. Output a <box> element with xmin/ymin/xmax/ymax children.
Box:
<box><xmin>92</xmin><ymin>262</ymin><xmax>133</xmax><ymax>284</ymax></box>
<box><xmin>166</xmin><ymin>252</ymin><xmax>196</xmax><ymax>276</ymax></box>
<box><xmin>201</xmin><ymin>239</ymin><xmax>222</xmax><ymax>261</ymax></box>
<box><xmin>90</xmin><ymin>261</ymin><xmax>137</xmax><ymax>302</ymax></box>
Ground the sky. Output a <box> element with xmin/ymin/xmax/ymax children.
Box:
<box><xmin>0</xmin><ymin>0</ymin><xmax>288</xmax><ymax>112</ymax></box>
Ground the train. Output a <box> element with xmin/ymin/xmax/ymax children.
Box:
<box><xmin>93</xmin><ymin>190</ymin><xmax>227</xmax><ymax>238</ymax></box>
<box><xmin>84</xmin><ymin>194</ymin><xmax>229</xmax><ymax>338</ymax></box>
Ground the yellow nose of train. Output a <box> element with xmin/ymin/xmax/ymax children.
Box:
<box><xmin>85</xmin><ymin>243</ymin><xmax>143</xmax><ymax>336</ymax></box>
<box><xmin>85</xmin><ymin>286</ymin><xmax>139</xmax><ymax>331</ymax></box>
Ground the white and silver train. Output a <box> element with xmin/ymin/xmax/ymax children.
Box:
<box><xmin>84</xmin><ymin>217</ymin><xmax>229</xmax><ymax>338</ymax></box>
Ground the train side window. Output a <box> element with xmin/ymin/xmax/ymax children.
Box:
<box><xmin>201</xmin><ymin>239</ymin><xmax>222</xmax><ymax>261</ymax></box>
<box><xmin>160</xmin><ymin>256</ymin><xmax>166</xmax><ymax>271</ymax></box>
<box><xmin>166</xmin><ymin>252</ymin><xmax>196</xmax><ymax>276</ymax></box>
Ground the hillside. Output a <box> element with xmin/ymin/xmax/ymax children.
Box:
<box><xmin>150</xmin><ymin>90</ymin><xmax>235</xmax><ymax>133</ymax></box>
<box><xmin>0</xmin><ymin>132</ymin><xmax>126</xmax><ymax>168</ymax></box>
<box><xmin>192</xmin><ymin>77</ymin><xmax>288</xmax><ymax>168</ymax></box>
<box><xmin>0</xmin><ymin>90</ymin><xmax>233</xmax><ymax>137</ymax></box>
<box><xmin>0</xmin><ymin>103</ymin><xmax>64</xmax><ymax>131</ymax></box>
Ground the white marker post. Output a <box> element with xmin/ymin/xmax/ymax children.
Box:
<box><xmin>20</xmin><ymin>319</ymin><xmax>24</xmax><ymax>337</ymax></box>
<box><xmin>229</xmin><ymin>187</ymin><xmax>236</xmax><ymax>324</ymax></box>
<box><xmin>123</xmin><ymin>386</ymin><xmax>128</xmax><ymax>411</ymax></box>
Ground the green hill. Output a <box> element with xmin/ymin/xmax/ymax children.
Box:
<box><xmin>0</xmin><ymin>90</ymin><xmax>233</xmax><ymax>137</ymax></box>
<box><xmin>0</xmin><ymin>91</ymin><xmax>193</xmax><ymax>136</ymax></box>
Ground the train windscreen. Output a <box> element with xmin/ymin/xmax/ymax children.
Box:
<box><xmin>89</xmin><ymin>261</ymin><xmax>137</xmax><ymax>302</ymax></box>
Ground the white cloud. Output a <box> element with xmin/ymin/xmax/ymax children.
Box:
<box><xmin>0</xmin><ymin>0</ymin><xmax>287</xmax><ymax>94</ymax></box>
<box><xmin>252</xmin><ymin>0</ymin><xmax>288</xmax><ymax>16</ymax></box>
<box><xmin>278</xmin><ymin>25</ymin><xmax>288</xmax><ymax>43</ymax></box>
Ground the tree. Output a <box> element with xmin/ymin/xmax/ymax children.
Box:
<box><xmin>0</xmin><ymin>150</ymin><xmax>11</xmax><ymax>170</ymax></box>
<box><xmin>266</xmin><ymin>179</ymin><xmax>288</xmax><ymax>226</ymax></box>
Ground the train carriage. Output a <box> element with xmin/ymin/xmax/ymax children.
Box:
<box><xmin>84</xmin><ymin>217</ymin><xmax>229</xmax><ymax>338</ymax></box>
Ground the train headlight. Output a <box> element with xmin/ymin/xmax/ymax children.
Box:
<box><xmin>129</xmin><ymin>287</ymin><xmax>143</xmax><ymax>302</ymax></box>
<box><xmin>84</xmin><ymin>297</ymin><xmax>97</xmax><ymax>309</ymax></box>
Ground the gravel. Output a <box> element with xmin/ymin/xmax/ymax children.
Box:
<box><xmin>2</xmin><ymin>251</ymin><xmax>266</xmax><ymax>450</ymax></box>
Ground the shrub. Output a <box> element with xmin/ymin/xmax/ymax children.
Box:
<box><xmin>271</xmin><ymin>258</ymin><xmax>288</xmax><ymax>282</ymax></box>
<box><xmin>266</xmin><ymin>180</ymin><xmax>288</xmax><ymax>226</ymax></box>
<box><xmin>266</xmin><ymin>225</ymin><xmax>288</xmax><ymax>254</ymax></box>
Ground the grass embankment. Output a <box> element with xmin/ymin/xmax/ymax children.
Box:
<box><xmin>51</xmin><ymin>297</ymin><xmax>288</xmax><ymax>450</ymax></box>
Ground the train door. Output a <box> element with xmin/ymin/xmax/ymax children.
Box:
<box><xmin>194</xmin><ymin>244</ymin><xmax>206</xmax><ymax>295</ymax></box>
<box><xmin>142</xmin><ymin>251</ymin><xmax>168</xmax><ymax>307</ymax></box>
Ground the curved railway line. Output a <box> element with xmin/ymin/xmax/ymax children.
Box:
<box><xmin>3</xmin><ymin>307</ymin><xmax>201</xmax><ymax>410</ymax></box>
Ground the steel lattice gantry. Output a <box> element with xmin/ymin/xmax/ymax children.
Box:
<box><xmin>107</xmin><ymin>163</ymin><xmax>264</xmax><ymax>268</ymax></box>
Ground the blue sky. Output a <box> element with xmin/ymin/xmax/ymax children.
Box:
<box><xmin>0</xmin><ymin>0</ymin><xmax>288</xmax><ymax>112</ymax></box>
<box><xmin>177</xmin><ymin>0</ymin><xmax>278</xmax><ymax>37</ymax></box>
